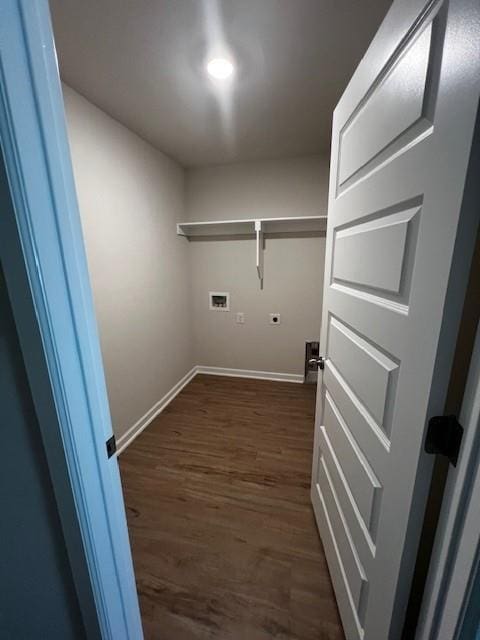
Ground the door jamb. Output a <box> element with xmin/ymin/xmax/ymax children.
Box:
<box><xmin>414</xmin><ymin>94</ymin><xmax>480</xmax><ymax>640</ymax></box>
<box><xmin>417</xmin><ymin>319</ymin><xmax>480</xmax><ymax>639</ymax></box>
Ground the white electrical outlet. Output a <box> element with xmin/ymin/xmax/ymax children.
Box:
<box><xmin>269</xmin><ymin>313</ymin><xmax>281</xmax><ymax>325</ymax></box>
<box><xmin>236</xmin><ymin>312</ymin><xmax>245</xmax><ymax>324</ymax></box>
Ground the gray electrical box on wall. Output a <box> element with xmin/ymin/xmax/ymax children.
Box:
<box><xmin>209</xmin><ymin>292</ymin><xmax>230</xmax><ymax>311</ymax></box>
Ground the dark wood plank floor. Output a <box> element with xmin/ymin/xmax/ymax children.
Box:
<box><xmin>119</xmin><ymin>374</ymin><xmax>344</xmax><ymax>640</ymax></box>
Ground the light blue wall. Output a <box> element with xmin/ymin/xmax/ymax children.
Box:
<box><xmin>0</xmin><ymin>263</ymin><xmax>85</xmax><ymax>638</ymax></box>
<box><xmin>0</xmin><ymin>3</ymin><xmax>142</xmax><ymax>636</ymax></box>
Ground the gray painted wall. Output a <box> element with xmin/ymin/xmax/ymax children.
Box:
<box><xmin>63</xmin><ymin>85</ymin><xmax>194</xmax><ymax>441</ymax></box>
<box><xmin>0</xmin><ymin>265</ymin><xmax>85</xmax><ymax>639</ymax></box>
<box><xmin>64</xmin><ymin>86</ymin><xmax>327</xmax><ymax>435</ymax></box>
<box><xmin>185</xmin><ymin>156</ymin><xmax>329</xmax><ymax>222</ymax></box>
<box><xmin>185</xmin><ymin>157</ymin><xmax>328</xmax><ymax>375</ymax></box>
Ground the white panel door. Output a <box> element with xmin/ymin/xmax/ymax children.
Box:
<box><xmin>311</xmin><ymin>0</ymin><xmax>480</xmax><ymax>638</ymax></box>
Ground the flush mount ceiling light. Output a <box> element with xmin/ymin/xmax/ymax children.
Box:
<box><xmin>206</xmin><ymin>57</ymin><xmax>235</xmax><ymax>80</ymax></box>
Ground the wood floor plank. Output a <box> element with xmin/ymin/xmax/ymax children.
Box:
<box><xmin>119</xmin><ymin>374</ymin><xmax>344</xmax><ymax>640</ymax></box>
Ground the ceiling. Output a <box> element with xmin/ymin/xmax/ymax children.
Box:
<box><xmin>49</xmin><ymin>0</ymin><xmax>391</xmax><ymax>168</ymax></box>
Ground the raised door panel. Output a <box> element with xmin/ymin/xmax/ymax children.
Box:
<box><xmin>332</xmin><ymin>207</ymin><xmax>419</xmax><ymax>296</ymax></box>
<box><xmin>314</xmin><ymin>445</ymin><xmax>368</xmax><ymax>639</ymax></box>
<box><xmin>324</xmin><ymin>392</ymin><xmax>381</xmax><ymax>537</ymax></box>
<box><xmin>327</xmin><ymin>316</ymin><xmax>398</xmax><ymax>432</ymax></box>
<box><xmin>338</xmin><ymin>22</ymin><xmax>432</xmax><ymax>189</ymax></box>
<box><xmin>324</xmin><ymin>361</ymin><xmax>391</xmax><ymax>463</ymax></box>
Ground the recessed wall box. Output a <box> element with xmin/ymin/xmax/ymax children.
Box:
<box><xmin>209</xmin><ymin>292</ymin><xmax>230</xmax><ymax>311</ymax></box>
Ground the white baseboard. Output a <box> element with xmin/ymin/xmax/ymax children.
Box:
<box><xmin>116</xmin><ymin>364</ymin><xmax>304</xmax><ymax>455</ymax></box>
<box><xmin>115</xmin><ymin>366</ymin><xmax>197</xmax><ymax>456</ymax></box>
<box><xmin>196</xmin><ymin>365</ymin><xmax>304</xmax><ymax>384</ymax></box>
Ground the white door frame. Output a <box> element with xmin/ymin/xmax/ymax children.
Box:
<box><xmin>0</xmin><ymin>1</ymin><xmax>142</xmax><ymax>637</ymax></box>
<box><xmin>418</xmin><ymin>318</ymin><xmax>480</xmax><ymax>638</ymax></box>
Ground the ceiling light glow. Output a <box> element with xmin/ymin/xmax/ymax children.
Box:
<box><xmin>206</xmin><ymin>57</ymin><xmax>235</xmax><ymax>80</ymax></box>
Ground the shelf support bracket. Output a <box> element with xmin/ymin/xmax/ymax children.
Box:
<box><xmin>255</xmin><ymin>219</ymin><xmax>264</xmax><ymax>284</ymax></box>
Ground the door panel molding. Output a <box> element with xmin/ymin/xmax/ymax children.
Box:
<box><xmin>327</xmin><ymin>315</ymin><xmax>399</xmax><ymax>435</ymax></box>
<box><xmin>319</xmin><ymin>426</ymin><xmax>376</xmax><ymax>561</ymax></box>
<box><xmin>332</xmin><ymin>205</ymin><xmax>421</xmax><ymax>309</ymax></box>
<box><xmin>325</xmin><ymin>361</ymin><xmax>391</xmax><ymax>459</ymax></box>
<box><xmin>338</xmin><ymin>23</ymin><xmax>434</xmax><ymax>190</ymax></box>
<box><xmin>324</xmin><ymin>392</ymin><xmax>382</xmax><ymax>538</ymax></box>
<box><xmin>314</xmin><ymin>455</ymin><xmax>367</xmax><ymax>639</ymax></box>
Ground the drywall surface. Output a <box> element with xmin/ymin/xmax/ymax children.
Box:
<box><xmin>185</xmin><ymin>157</ymin><xmax>328</xmax><ymax>374</ymax></box>
<box><xmin>63</xmin><ymin>85</ymin><xmax>193</xmax><ymax>440</ymax></box>
<box><xmin>186</xmin><ymin>156</ymin><xmax>329</xmax><ymax>222</ymax></box>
